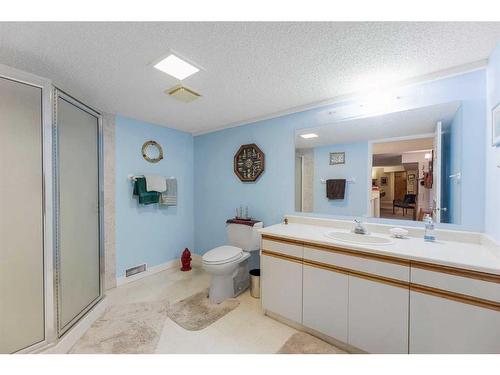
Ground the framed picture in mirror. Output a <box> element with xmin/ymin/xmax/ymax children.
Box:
<box><xmin>329</xmin><ymin>152</ymin><xmax>345</xmax><ymax>165</ymax></box>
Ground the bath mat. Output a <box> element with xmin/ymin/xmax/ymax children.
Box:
<box><xmin>69</xmin><ymin>299</ymin><xmax>167</xmax><ymax>354</ymax></box>
<box><xmin>277</xmin><ymin>332</ymin><xmax>346</xmax><ymax>354</ymax></box>
<box><xmin>166</xmin><ymin>289</ymin><xmax>239</xmax><ymax>331</ymax></box>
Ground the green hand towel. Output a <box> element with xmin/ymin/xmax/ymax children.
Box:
<box><xmin>133</xmin><ymin>177</ymin><xmax>160</xmax><ymax>205</ymax></box>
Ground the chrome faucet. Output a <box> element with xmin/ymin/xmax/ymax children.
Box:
<box><xmin>353</xmin><ymin>218</ymin><xmax>369</xmax><ymax>235</ymax></box>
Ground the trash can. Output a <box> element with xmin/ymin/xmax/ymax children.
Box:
<box><xmin>249</xmin><ymin>269</ymin><xmax>260</xmax><ymax>298</ymax></box>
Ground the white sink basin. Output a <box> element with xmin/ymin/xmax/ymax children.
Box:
<box><xmin>325</xmin><ymin>231</ymin><xmax>393</xmax><ymax>245</ymax></box>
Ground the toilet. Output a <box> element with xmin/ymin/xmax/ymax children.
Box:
<box><xmin>202</xmin><ymin>221</ymin><xmax>263</xmax><ymax>303</ymax></box>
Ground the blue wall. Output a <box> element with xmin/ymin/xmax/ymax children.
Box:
<box><xmin>194</xmin><ymin>70</ymin><xmax>487</xmax><ymax>254</ymax></box>
<box><xmin>485</xmin><ymin>43</ymin><xmax>500</xmax><ymax>242</ymax></box>
<box><xmin>115</xmin><ymin>116</ymin><xmax>194</xmax><ymax>277</ymax></box>
<box><xmin>193</xmin><ymin>116</ymin><xmax>294</xmax><ymax>255</ymax></box>
<box><xmin>442</xmin><ymin>106</ymin><xmax>462</xmax><ymax>224</ymax></box>
<box><xmin>458</xmin><ymin>99</ymin><xmax>486</xmax><ymax>230</ymax></box>
<box><xmin>313</xmin><ymin>142</ymin><xmax>369</xmax><ymax>216</ymax></box>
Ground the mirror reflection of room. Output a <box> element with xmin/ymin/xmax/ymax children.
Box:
<box><xmin>295</xmin><ymin>101</ymin><xmax>462</xmax><ymax>225</ymax></box>
<box><xmin>371</xmin><ymin>137</ymin><xmax>434</xmax><ymax>222</ymax></box>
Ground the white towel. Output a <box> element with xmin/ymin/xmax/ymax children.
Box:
<box><xmin>144</xmin><ymin>175</ymin><xmax>166</xmax><ymax>192</ymax></box>
<box><xmin>160</xmin><ymin>178</ymin><xmax>177</xmax><ymax>206</ymax></box>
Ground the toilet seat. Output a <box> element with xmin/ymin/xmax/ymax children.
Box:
<box><xmin>202</xmin><ymin>245</ymin><xmax>243</xmax><ymax>265</ymax></box>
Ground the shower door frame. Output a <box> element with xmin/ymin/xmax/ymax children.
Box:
<box><xmin>52</xmin><ymin>88</ymin><xmax>105</xmax><ymax>338</ymax></box>
<box><xmin>1</xmin><ymin>63</ymin><xmax>105</xmax><ymax>352</ymax></box>
<box><xmin>0</xmin><ymin>64</ymin><xmax>56</xmax><ymax>353</ymax></box>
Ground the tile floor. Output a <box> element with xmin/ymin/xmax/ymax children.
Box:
<box><xmin>380</xmin><ymin>207</ymin><xmax>415</xmax><ymax>220</ymax></box>
<box><xmin>100</xmin><ymin>266</ymin><xmax>299</xmax><ymax>353</ymax></box>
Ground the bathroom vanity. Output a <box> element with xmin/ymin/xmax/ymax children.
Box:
<box><xmin>259</xmin><ymin>216</ymin><xmax>500</xmax><ymax>354</ymax></box>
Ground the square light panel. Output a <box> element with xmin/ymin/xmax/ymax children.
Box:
<box><xmin>154</xmin><ymin>54</ymin><xmax>200</xmax><ymax>80</ymax></box>
<box><xmin>300</xmin><ymin>133</ymin><xmax>319</xmax><ymax>139</ymax></box>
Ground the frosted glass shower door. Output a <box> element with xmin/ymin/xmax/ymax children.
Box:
<box><xmin>56</xmin><ymin>91</ymin><xmax>102</xmax><ymax>335</ymax></box>
<box><xmin>0</xmin><ymin>77</ymin><xmax>45</xmax><ymax>353</ymax></box>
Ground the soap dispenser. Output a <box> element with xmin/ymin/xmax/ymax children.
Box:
<box><xmin>423</xmin><ymin>214</ymin><xmax>436</xmax><ymax>242</ymax></box>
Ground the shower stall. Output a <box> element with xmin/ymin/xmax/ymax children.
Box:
<box><xmin>0</xmin><ymin>64</ymin><xmax>104</xmax><ymax>353</ymax></box>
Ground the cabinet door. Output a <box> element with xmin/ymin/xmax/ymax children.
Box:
<box><xmin>348</xmin><ymin>276</ymin><xmax>409</xmax><ymax>353</ymax></box>
<box><xmin>303</xmin><ymin>265</ymin><xmax>348</xmax><ymax>342</ymax></box>
<box><xmin>261</xmin><ymin>254</ymin><xmax>302</xmax><ymax>324</ymax></box>
<box><xmin>409</xmin><ymin>291</ymin><xmax>500</xmax><ymax>353</ymax></box>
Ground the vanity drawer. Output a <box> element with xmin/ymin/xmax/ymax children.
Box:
<box><xmin>262</xmin><ymin>238</ymin><xmax>303</xmax><ymax>258</ymax></box>
<box><xmin>410</xmin><ymin>265</ymin><xmax>500</xmax><ymax>304</ymax></box>
<box><xmin>303</xmin><ymin>245</ymin><xmax>410</xmax><ymax>282</ymax></box>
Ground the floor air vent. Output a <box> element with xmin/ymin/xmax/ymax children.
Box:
<box><xmin>125</xmin><ymin>264</ymin><xmax>147</xmax><ymax>277</ymax></box>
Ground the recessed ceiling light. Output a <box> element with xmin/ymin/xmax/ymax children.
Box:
<box><xmin>154</xmin><ymin>54</ymin><xmax>200</xmax><ymax>80</ymax></box>
<box><xmin>300</xmin><ymin>133</ymin><xmax>319</xmax><ymax>139</ymax></box>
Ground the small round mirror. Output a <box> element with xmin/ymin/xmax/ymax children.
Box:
<box><xmin>142</xmin><ymin>140</ymin><xmax>163</xmax><ymax>163</ymax></box>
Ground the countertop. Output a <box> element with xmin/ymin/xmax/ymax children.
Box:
<box><xmin>259</xmin><ymin>222</ymin><xmax>500</xmax><ymax>275</ymax></box>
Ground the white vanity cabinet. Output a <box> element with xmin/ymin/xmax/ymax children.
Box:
<box><xmin>260</xmin><ymin>233</ymin><xmax>500</xmax><ymax>354</ymax></box>
<box><xmin>409</xmin><ymin>291</ymin><xmax>500</xmax><ymax>353</ymax></box>
<box><xmin>261</xmin><ymin>238</ymin><xmax>303</xmax><ymax>324</ymax></box>
<box><xmin>302</xmin><ymin>264</ymin><xmax>348</xmax><ymax>342</ymax></box>
<box><xmin>409</xmin><ymin>265</ymin><xmax>500</xmax><ymax>353</ymax></box>
<box><xmin>348</xmin><ymin>276</ymin><xmax>409</xmax><ymax>353</ymax></box>
<box><xmin>302</xmin><ymin>243</ymin><xmax>410</xmax><ymax>353</ymax></box>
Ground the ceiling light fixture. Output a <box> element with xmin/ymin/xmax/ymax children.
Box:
<box><xmin>166</xmin><ymin>85</ymin><xmax>201</xmax><ymax>103</ymax></box>
<box><xmin>300</xmin><ymin>133</ymin><xmax>319</xmax><ymax>139</ymax></box>
<box><xmin>154</xmin><ymin>54</ymin><xmax>200</xmax><ymax>80</ymax></box>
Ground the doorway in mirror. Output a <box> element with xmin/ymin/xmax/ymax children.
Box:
<box><xmin>371</xmin><ymin>137</ymin><xmax>434</xmax><ymax>222</ymax></box>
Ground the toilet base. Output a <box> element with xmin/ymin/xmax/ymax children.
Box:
<box><xmin>208</xmin><ymin>258</ymin><xmax>249</xmax><ymax>304</ymax></box>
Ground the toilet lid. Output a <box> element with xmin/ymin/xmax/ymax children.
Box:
<box><xmin>203</xmin><ymin>245</ymin><xmax>243</xmax><ymax>264</ymax></box>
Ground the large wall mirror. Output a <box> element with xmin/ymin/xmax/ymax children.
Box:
<box><xmin>295</xmin><ymin>101</ymin><xmax>463</xmax><ymax>225</ymax></box>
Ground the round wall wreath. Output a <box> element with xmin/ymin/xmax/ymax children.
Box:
<box><xmin>141</xmin><ymin>140</ymin><xmax>164</xmax><ymax>163</ymax></box>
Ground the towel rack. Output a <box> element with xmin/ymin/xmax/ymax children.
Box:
<box><xmin>128</xmin><ymin>174</ymin><xmax>143</xmax><ymax>182</ymax></box>
<box><xmin>127</xmin><ymin>174</ymin><xmax>176</xmax><ymax>182</ymax></box>
<box><xmin>320</xmin><ymin>177</ymin><xmax>356</xmax><ymax>184</ymax></box>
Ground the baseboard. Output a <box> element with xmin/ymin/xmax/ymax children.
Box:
<box><xmin>116</xmin><ymin>254</ymin><xmax>203</xmax><ymax>287</ymax></box>
<box><xmin>192</xmin><ymin>253</ymin><xmax>203</xmax><ymax>267</ymax></box>
<box><xmin>264</xmin><ymin>309</ymin><xmax>364</xmax><ymax>354</ymax></box>
<box><xmin>116</xmin><ymin>259</ymin><xmax>178</xmax><ymax>286</ymax></box>
<box><xmin>38</xmin><ymin>297</ymin><xmax>108</xmax><ymax>354</ymax></box>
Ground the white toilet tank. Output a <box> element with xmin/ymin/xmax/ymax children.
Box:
<box><xmin>226</xmin><ymin>222</ymin><xmax>263</xmax><ymax>251</ymax></box>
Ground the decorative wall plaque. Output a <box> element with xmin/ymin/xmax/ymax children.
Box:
<box><xmin>234</xmin><ymin>143</ymin><xmax>265</xmax><ymax>182</ymax></box>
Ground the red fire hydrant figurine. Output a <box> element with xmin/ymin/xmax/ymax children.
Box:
<box><xmin>180</xmin><ymin>248</ymin><xmax>192</xmax><ymax>271</ymax></box>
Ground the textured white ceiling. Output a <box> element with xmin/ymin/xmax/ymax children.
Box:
<box><xmin>372</xmin><ymin>138</ymin><xmax>434</xmax><ymax>154</ymax></box>
<box><xmin>0</xmin><ymin>22</ymin><xmax>499</xmax><ymax>134</ymax></box>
